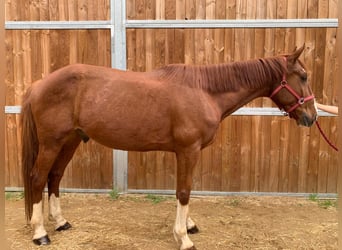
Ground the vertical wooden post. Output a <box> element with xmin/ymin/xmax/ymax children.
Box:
<box><xmin>111</xmin><ymin>0</ymin><xmax>128</xmax><ymax>193</ymax></box>
<box><xmin>337</xmin><ymin>0</ymin><xmax>342</xmax><ymax>247</ymax></box>
<box><xmin>0</xmin><ymin>0</ymin><xmax>7</xmax><ymax>247</ymax></box>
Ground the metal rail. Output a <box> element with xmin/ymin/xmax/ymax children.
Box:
<box><xmin>126</xmin><ymin>18</ymin><xmax>338</xmax><ymax>29</ymax></box>
<box><xmin>5</xmin><ymin>19</ymin><xmax>338</xmax><ymax>30</ymax></box>
<box><xmin>5</xmin><ymin>187</ymin><xmax>337</xmax><ymax>198</ymax></box>
<box><xmin>5</xmin><ymin>20</ymin><xmax>111</xmax><ymax>29</ymax></box>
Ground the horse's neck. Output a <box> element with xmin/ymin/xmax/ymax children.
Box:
<box><xmin>213</xmin><ymin>86</ymin><xmax>270</xmax><ymax>120</ymax></box>
<box><xmin>201</xmin><ymin>62</ymin><xmax>277</xmax><ymax>120</ymax></box>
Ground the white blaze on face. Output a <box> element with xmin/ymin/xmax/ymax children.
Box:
<box><xmin>31</xmin><ymin>201</ymin><xmax>47</xmax><ymax>239</ymax></box>
<box><xmin>173</xmin><ymin>200</ymin><xmax>194</xmax><ymax>250</ymax></box>
<box><xmin>49</xmin><ymin>193</ymin><xmax>67</xmax><ymax>229</ymax></box>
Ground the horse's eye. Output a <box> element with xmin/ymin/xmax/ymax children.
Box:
<box><xmin>300</xmin><ymin>74</ymin><xmax>307</xmax><ymax>82</ymax></box>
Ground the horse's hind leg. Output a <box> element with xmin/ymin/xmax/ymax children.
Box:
<box><xmin>30</xmin><ymin>143</ymin><xmax>64</xmax><ymax>245</ymax></box>
<box><xmin>48</xmin><ymin>134</ymin><xmax>81</xmax><ymax>231</ymax></box>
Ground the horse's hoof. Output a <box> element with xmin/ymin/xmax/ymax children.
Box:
<box><xmin>56</xmin><ymin>221</ymin><xmax>72</xmax><ymax>231</ymax></box>
<box><xmin>187</xmin><ymin>225</ymin><xmax>199</xmax><ymax>234</ymax></box>
<box><xmin>184</xmin><ymin>246</ymin><xmax>197</xmax><ymax>250</ymax></box>
<box><xmin>32</xmin><ymin>235</ymin><xmax>51</xmax><ymax>245</ymax></box>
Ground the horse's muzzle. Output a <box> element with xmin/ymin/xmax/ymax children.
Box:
<box><xmin>297</xmin><ymin>113</ymin><xmax>317</xmax><ymax>127</ymax></box>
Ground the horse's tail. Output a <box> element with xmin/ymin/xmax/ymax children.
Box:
<box><xmin>20</xmin><ymin>87</ymin><xmax>39</xmax><ymax>222</ymax></box>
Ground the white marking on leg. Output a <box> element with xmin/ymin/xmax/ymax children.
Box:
<box><xmin>31</xmin><ymin>201</ymin><xmax>47</xmax><ymax>239</ymax></box>
<box><xmin>173</xmin><ymin>200</ymin><xmax>194</xmax><ymax>250</ymax></box>
<box><xmin>49</xmin><ymin>193</ymin><xmax>67</xmax><ymax>229</ymax></box>
<box><xmin>186</xmin><ymin>216</ymin><xmax>196</xmax><ymax>230</ymax></box>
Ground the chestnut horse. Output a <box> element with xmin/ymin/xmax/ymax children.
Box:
<box><xmin>21</xmin><ymin>45</ymin><xmax>316</xmax><ymax>250</ymax></box>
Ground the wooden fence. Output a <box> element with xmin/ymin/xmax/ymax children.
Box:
<box><xmin>5</xmin><ymin>0</ymin><xmax>339</xmax><ymax>194</ymax></box>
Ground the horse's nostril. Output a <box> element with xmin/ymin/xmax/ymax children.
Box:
<box><xmin>302</xmin><ymin>114</ymin><xmax>315</xmax><ymax>127</ymax></box>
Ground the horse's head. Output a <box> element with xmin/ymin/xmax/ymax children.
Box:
<box><xmin>270</xmin><ymin>45</ymin><xmax>317</xmax><ymax>127</ymax></box>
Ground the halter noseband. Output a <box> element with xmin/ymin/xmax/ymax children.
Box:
<box><xmin>270</xmin><ymin>57</ymin><xmax>315</xmax><ymax>115</ymax></box>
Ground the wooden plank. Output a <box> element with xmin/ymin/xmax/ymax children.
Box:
<box><xmin>287</xmin><ymin>123</ymin><xmax>300</xmax><ymax>193</ymax></box>
<box><xmin>184</xmin><ymin>28</ymin><xmax>195</xmax><ymax>64</ymax></box>
<box><xmin>317</xmin><ymin>118</ymin><xmax>330</xmax><ymax>193</ymax></box>
<box><xmin>146</xmin><ymin>0</ymin><xmax>155</xmax><ymax>68</ymax></box>
<box><xmin>5</xmin><ymin>0</ymin><xmax>16</xmax><ymax>21</ymax></box>
<box><xmin>253</xmin><ymin>116</ymin><xmax>263</xmax><ymax>192</ymax></box>
<box><xmin>239</xmin><ymin>116</ymin><xmax>252</xmax><ymax>191</ymax></box>
<box><xmin>78</xmin><ymin>0</ymin><xmax>88</xmax><ymax>20</ymax></box>
<box><xmin>234</xmin><ymin>0</ymin><xmax>246</xmax><ymax>61</ymax></box>
<box><xmin>86</xmin><ymin>0</ymin><xmax>95</xmax><ymax>20</ymax></box>
<box><xmin>47</xmin><ymin>0</ymin><xmax>57</xmax><ymax>21</ymax></box>
<box><xmin>223</xmin><ymin>0</ymin><xmax>235</xmax><ymax>62</ymax></box>
<box><xmin>155</xmin><ymin>0</ymin><xmax>165</xmax><ymax>20</ymax></box>
<box><xmin>268</xmin><ymin>117</ymin><xmax>281</xmax><ymax>192</ymax></box>
<box><xmin>5</xmin><ymin>31</ymin><xmax>14</xmax><ymax>190</ymax></box>
<box><xmin>163</xmin><ymin>152</ymin><xmax>176</xmax><ymax>190</ymax></box>
<box><xmin>165</xmin><ymin>0</ymin><xmax>176</xmax><ymax>19</ymax></box>
<box><xmin>220</xmin><ymin>119</ymin><xmax>230</xmax><ymax>191</ymax></box>
<box><xmin>259</xmin><ymin>116</ymin><xmax>271</xmax><ymax>192</ymax></box>
<box><xmin>278</xmin><ymin>119</ymin><xmax>290</xmax><ymax>192</ymax></box>
<box><xmin>5</xmin><ymin>115</ymin><xmax>21</xmax><ymax>187</ymax></box>
<box><xmin>29</xmin><ymin>0</ymin><xmax>41</xmax><ymax>21</ymax></box>
<box><xmin>67</xmin><ymin>0</ymin><xmax>78</xmax><ymax>20</ymax></box>
<box><xmin>228</xmin><ymin>117</ymin><xmax>242</xmax><ymax>191</ymax></box>
<box><xmin>57</xmin><ymin>0</ymin><xmax>68</xmax><ymax>21</ymax></box>
<box><xmin>326</xmin><ymin>117</ymin><xmax>338</xmax><ymax>192</ymax></box>
<box><xmin>298</xmin><ymin>123</ymin><xmax>311</xmax><ymax>192</ymax></box>
<box><xmin>253</xmin><ymin>0</ymin><xmax>266</xmax><ymax>107</ymax></box>
<box><xmin>128</xmin><ymin>152</ymin><xmax>138</xmax><ymax>189</ymax></box>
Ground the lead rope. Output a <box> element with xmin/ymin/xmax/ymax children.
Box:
<box><xmin>315</xmin><ymin>120</ymin><xmax>338</xmax><ymax>152</ymax></box>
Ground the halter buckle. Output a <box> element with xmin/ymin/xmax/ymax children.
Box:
<box><xmin>298</xmin><ymin>97</ymin><xmax>305</xmax><ymax>105</ymax></box>
<box><xmin>280</xmin><ymin>80</ymin><xmax>287</xmax><ymax>86</ymax></box>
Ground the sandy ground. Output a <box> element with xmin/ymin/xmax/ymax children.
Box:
<box><xmin>5</xmin><ymin>193</ymin><xmax>337</xmax><ymax>250</ymax></box>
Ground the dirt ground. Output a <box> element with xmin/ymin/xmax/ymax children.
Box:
<box><xmin>5</xmin><ymin>193</ymin><xmax>337</xmax><ymax>250</ymax></box>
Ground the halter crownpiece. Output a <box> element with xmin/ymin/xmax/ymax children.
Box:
<box><xmin>270</xmin><ymin>57</ymin><xmax>315</xmax><ymax>115</ymax></box>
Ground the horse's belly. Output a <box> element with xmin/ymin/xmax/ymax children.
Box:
<box><xmin>83</xmin><ymin>123</ymin><xmax>174</xmax><ymax>152</ymax></box>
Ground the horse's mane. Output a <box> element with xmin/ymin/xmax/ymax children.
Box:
<box><xmin>154</xmin><ymin>56</ymin><xmax>287</xmax><ymax>93</ymax></box>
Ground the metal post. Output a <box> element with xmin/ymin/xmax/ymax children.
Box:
<box><xmin>111</xmin><ymin>0</ymin><xmax>128</xmax><ymax>193</ymax></box>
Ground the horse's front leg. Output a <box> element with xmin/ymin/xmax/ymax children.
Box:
<box><xmin>174</xmin><ymin>148</ymin><xmax>200</xmax><ymax>250</ymax></box>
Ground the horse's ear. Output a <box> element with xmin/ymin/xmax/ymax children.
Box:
<box><xmin>287</xmin><ymin>44</ymin><xmax>305</xmax><ymax>63</ymax></box>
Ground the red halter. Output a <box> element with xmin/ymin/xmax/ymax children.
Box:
<box><xmin>270</xmin><ymin>58</ymin><xmax>315</xmax><ymax>115</ymax></box>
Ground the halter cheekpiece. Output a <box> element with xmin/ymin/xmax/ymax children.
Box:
<box><xmin>270</xmin><ymin>57</ymin><xmax>315</xmax><ymax>115</ymax></box>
